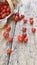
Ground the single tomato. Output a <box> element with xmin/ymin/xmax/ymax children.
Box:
<box><xmin>3</xmin><ymin>31</ymin><xmax>9</xmax><ymax>38</ymax></box>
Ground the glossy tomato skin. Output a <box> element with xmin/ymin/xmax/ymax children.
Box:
<box><xmin>13</xmin><ymin>15</ymin><xmax>19</xmax><ymax>22</ymax></box>
<box><xmin>0</xmin><ymin>2</ymin><xmax>11</xmax><ymax>19</ymax></box>
<box><xmin>1</xmin><ymin>13</ymin><xmax>6</xmax><ymax>19</ymax></box>
<box><xmin>31</xmin><ymin>28</ymin><xmax>36</xmax><ymax>33</ymax></box>
<box><xmin>2</xmin><ymin>9</ymin><xmax>6</xmax><ymax>13</ymax></box>
<box><xmin>6</xmin><ymin>25</ymin><xmax>11</xmax><ymax>31</ymax></box>
<box><xmin>6</xmin><ymin>12</ymin><xmax>10</xmax><ymax>16</ymax></box>
<box><xmin>30</xmin><ymin>18</ymin><xmax>34</xmax><ymax>25</ymax></box>
<box><xmin>7</xmin><ymin>7</ymin><xmax>10</xmax><ymax>12</ymax></box>
<box><xmin>8</xmin><ymin>37</ymin><xmax>13</xmax><ymax>43</ymax></box>
<box><xmin>18</xmin><ymin>35</ymin><xmax>24</xmax><ymax>42</ymax></box>
<box><xmin>3</xmin><ymin>31</ymin><xmax>9</xmax><ymax>38</ymax></box>
<box><xmin>7</xmin><ymin>49</ymin><xmax>12</xmax><ymax>54</ymax></box>
<box><xmin>23</xmin><ymin>33</ymin><xmax>27</xmax><ymax>38</ymax></box>
<box><xmin>22</xmin><ymin>27</ymin><xmax>27</xmax><ymax>32</ymax></box>
<box><xmin>14</xmin><ymin>15</ymin><xmax>19</xmax><ymax>22</ymax></box>
<box><xmin>30</xmin><ymin>20</ymin><xmax>34</xmax><ymax>25</ymax></box>
<box><xmin>24</xmin><ymin>37</ymin><xmax>28</xmax><ymax>43</ymax></box>
<box><xmin>23</xmin><ymin>19</ymin><xmax>27</xmax><ymax>23</ymax></box>
<box><xmin>19</xmin><ymin>15</ymin><xmax>24</xmax><ymax>20</ymax></box>
<box><xmin>3</xmin><ymin>5</ymin><xmax>8</xmax><ymax>10</ymax></box>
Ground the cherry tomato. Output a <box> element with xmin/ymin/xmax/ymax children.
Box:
<box><xmin>3</xmin><ymin>31</ymin><xmax>9</xmax><ymax>38</ymax></box>
<box><xmin>6</xmin><ymin>25</ymin><xmax>11</xmax><ymax>31</ymax></box>
<box><xmin>19</xmin><ymin>14</ymin><xmax>24</xmax><ymax>20</ymax></box>
<box><xmin>23</xmin><ymin>19</ymin><xmax>27</xmax><ymax>23</ymax></box>
<box><xmin>7</xmin><ymin>49</ymin><xmax>12</xmax><ymax>54</ymax></box>
<box><xmin>6</xmin><ymin>12</ymin><xmax>10</xmax><ymax>16</ymax></box>
<box><xmin>1</xmin><ymin>13</ymin><xmax>6</xmax><ymax>19</ymax></box>
<box><xmin>30</xmin><ymin>20</ymin><xmax>34</xmax><ymax>25</ymax></box>
<box><xmin>30</xmin><ymin>18</ymin><xmax>34</xmax><ymax>25</ymax></box>
<box><xmin>2</xmin><ymin>9</ymin><xmax>6</xmax><ymax>13</ymax></box>
<box><xmin>1</xmin><ymin>8</ymin><xmax>3</xmax><ymax>11</ymax></box>
<box><xmin>18</xmin><ymin>35</ymin><xmax>24</xmax><ymax>42</ymax></box>
<box><xmin>22</xmin><ymin>27</ymin><xmax>27</xmax><ymax>32</ymax></box>
<box><xmin>23</xmin><ymin>33</ymin><xmax>27</xmax><ymax>38</ymax></box>
<box><xmin>7</xmin><ymin>7</ymin><xmax>10</xmax><ymax>12</ymax></box>
<box><xmin>31</xmin><ymin>28</ymin><xmax>36</xmax><ymax>33</ymax></box>
<box><xmin>8</xmin><ymin>37</ymin><xmax>13</xmax><ymax>43</ymax></box>
<box><xmin>24</xmin><ymin>37</ymin><xmax>28</xmax><ymax>43</ymax></box>
<box><xmin>3</xmin><ymin>5</ymin><xmax>8</xmax><ymax>10</ymax></box>
<box><xmin>13</xmin><ymin>15</ymin><xmax>19</xmax><ymax>22</ymax></box>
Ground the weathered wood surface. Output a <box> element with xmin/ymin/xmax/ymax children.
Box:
<box><xmin>0</xmin><ymin>17</ymin><xmax>16</xmax><ymax>65</ymax></box>
<box><xmin>9</xmin><ymin>0</ymin><xmax>37</xmax><ymax>65</ymax></box>
<box><xmin>0</xmin><ymin>0</ymin><xmax>37</xmax><ymax>65</ymax></box>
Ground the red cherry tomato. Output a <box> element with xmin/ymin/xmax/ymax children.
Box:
<box><xmin>30</xmin><ymin>18</ymin><xmax>34</xmax><ymax>25</ymax></box>
<box><xmin>19</xmin><ymin>14</ymin><xmax>24</xmax><ymax>20</ymax></box>
<box><xmin>31</xmin><ymin>28</ymin><xmax>36</xmax><ymax>33</ymax></box>
<box><xmin>8</xmin><ymin>37</ymin><xmax>13</xmax><ymax>43</ymax></box>
<box><xmin>6</xmin><ymin>12</ymin><xmax>10</xmax><ymax>16</ymax></box>
<box><xmin>3</xmin><ymin>31</ymin><xmax>9</xmax><ymax>38</ymax></box>
<box><xmin>14</xmin><ymin>15</ymin><xmax>19</xmax><ymax>22</ymax></box>
<box><xmin>1</xmin><ymin>13</ymin><xmax>6</xmax><ymax>19</ymax></box>
<box><xmin>23</xmin><ymin>19</ymin><xmax>27</xmax><ymax>23</ymax></box>
<box><xmin>30</xmin><ymin>20</ymin><xmax>34</xmax><ymax>25</ymax></box>
<box><xmin>18</xmin><ymin>35</ymin><xmax>24</xmax><ymax>42</ymax></box>
<box><xmin>3</xmin><ymin>5</ymin><xmax>8</xmax><ymax>10</ymax></box>
<box><xmin>24</xmin><ymin>37</ymin><xmax>28</xmax><ymax>43</ymax></box>
<box><xmin>1</xmin><ymin>7</ymin><xmax>3</xmax><ymax>11</ymax></box>
<box><xmin>7</xmin><ymin>49</ymin><xmax>12</xmax><ymax>54</ymax></box>
<box><xmin>6</xmin><ymin>25</ymin><xmax>11</xmax><ymax>31</ymax></box>
<box><xmin>22</xmin><ymin>27</ymin><xmax>27</xmax><ymax>32</ymax></box>
<box><xmin>23</xmin><ymin>33</ymin><xmax>27</xmax><ymax>38</ymax></box>
<box><xmin>7</xmin><ymin>7</ymin><xmax>10</xmax><ymax>12</ymax></box>
<box><xmin>2</xmin><ymin>9</ymin><xmax>6</xmax><ymax>13</ymax></box>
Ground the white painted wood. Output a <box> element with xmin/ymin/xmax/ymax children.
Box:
<box><xmin>9</xmin><ymin>0</ymin><xmax>37</xmax><ymax>65</ymax></box>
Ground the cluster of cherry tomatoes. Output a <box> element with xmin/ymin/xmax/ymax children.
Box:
<box><xmin>3</xmin><ymin>13</ymin><xmax>36</xmax><ymax>54</ymax></box>
<box><xmin>18</xmin><ymin>19</ymin><xmax>28</xmax><ymax>43</ymax></box>
<box><xmin>13</xmin><ymin>13</ymin><xmax>36</xmax><ymax>43</ymax></box>
<box><xmin>30</xmin><ymin>18</ymin><xmax>36</xmax><ymax>33</ymax></box>
<box><xmin>3</xmin><ymin>24</ymin><xmax>13</xmax><ymax>42</ymax></box>
<box><xmin>11</xmin><ymin>13</ymin><xmax>36</xmax><ymax>44</ymax></box>
<box><xmin>12</xmin><ymin>12</ymin><xmax>24</xmax><ymax>22</ymax></box>
<box><xmin>0</xmin><ymin>1</ymin><xmax>11</xmax><ymax>19</ymax></box>
<box><xmin>3</xmin><ymin>24</ymin><xmax>13</xmax><ymax>54</ymax></box>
